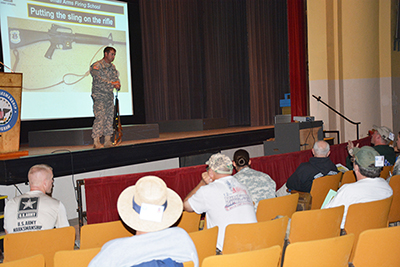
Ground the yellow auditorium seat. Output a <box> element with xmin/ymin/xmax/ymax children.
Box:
<box><xmin>3</xmin><ymin>226</ymin><xmax>75</xmax><ymax>267</ymax></box>
<box><xmin>310</xmin><ymin>172</ymin><xmax>342</xmax><ymax>209</ymax></box>
<box><xmin>351</xmin><ymin>226</ymin><xmax>400</xmax><ymax>267</ymax></box>
<box><xmin>1</xmin><ymin>254</ymin><xmax>45</xmax><ymax>267</ymax></box>
<box><xmin>183</xmin><ymin>261</ymin><xmax>195</xmax><ymax>267</ymax></box>
<box><xmin>256</xmin><ymin>193</ymin><xmax>299</xmax><ymax>222</ymax></box>
<box><xmin>188</xmin><ymin>226</ymin><xmax>218</xmax><ymax>266</ymax></box>
<box><xmin>282</xmin><ymin>234</ymin><xmax>354</xmax><ymax>267</ymax></box>
<box><xmin>344</xmin><ymin>196</ymin><xmax>393</xmax><ymax>261</ymax></box>
<box><xmin>176</xmin><ymin>211</ymin><xmax>202</xmax><ymax>233</ymax></box>
<box><xmin>54</xmin><ymin>247</ymin><xmax>101</xmax><ymax>267</ymax></box>
<box><xmin>379</xmin><ymin>165</ymin><xmax>392</xmax><ymax>179</ymax></box>
<box><xmin>223</xmin><ymin>216</ymin><xmax>288</xmax><ymax>254</ymax></box>
<box><xmin>388</xmin><ymin>175</ymin><xmax>400</xmax><ymax>224</ymax></box>
<box><xmin>202</xmin><ymin>246</ymin><xmax>281</xmax><ymax>267</ymax></box>
<box><xmin>339</xmin><ymin>171</ymin><xmax>356</xmax><ymax>188</ymax></box>
<box><xmin>288</xmin><ymin>205</ymin><xmax>343</xmax><ymax>243</ymax></box>
<box><xmin>80</xmin><ymin>220</ymin><xmax>134</xmax><ymax>249</ymax></box>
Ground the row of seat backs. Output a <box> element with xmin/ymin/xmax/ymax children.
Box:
<box><xmin>23</xmin><ymin>194</ymin><xmax>387</xmax><ymax>264</ymax></box>
<box><xmin>68</xmin><ymin>225</ymin><xmax>400</xmax><ymax>267</ymax></box>
<box><xmin>1</xmin><ymin>234</ymin><xmax>353</xmax><ymax>267</ymax></box>
<box><xmin>3</xmin><ymin>211</ymin><xmax>398</xmax><ymax>267</ymax></box>
<box><xmin>3</xmin><ymin>178</ymin><xmax>396</xmax><ymax>267</ymax></box>
<box><xmin>293</xmin><ymin>170</ymin><xmax>399</xmax><ymax>217</ymax></box>
<box><xmin>8</xmin><ymin>225</ymin><xmax>400</xmax><ymax>267</ymax></box>
<box><xmin>340</xmin><ymin>166</ymin><xmax>392</xmax><ymax>188</ymax></box>
<box><xmin>257</xmin><ymin>194</ymin><xmax>393</xmax><ymax>261</ymax></box>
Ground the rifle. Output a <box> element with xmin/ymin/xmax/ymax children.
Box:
<box><xmin>113</xmin><ymin>91</ymin><xmax>123</xmax><ymax>146</ymax></box>
<box><xmin>9</xmin><ymin>24</ymin><xmax>126</xmax><ymax>59</ymax></box>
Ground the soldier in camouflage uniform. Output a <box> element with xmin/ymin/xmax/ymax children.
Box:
<box><xmin>232</xmin><ymin>149</ymin><xmax>276</xmax><ymax>211</ymax></box>
<box><xmin>90</xmin><ymin>46</ymin><xmax>120</xmax><ymax>148</ymax></box>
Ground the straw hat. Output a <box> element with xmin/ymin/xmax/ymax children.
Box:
<box><xmin>117</xmin><ymin>176</ymin><xmax>183</xmax><ymax>232</ymax></box>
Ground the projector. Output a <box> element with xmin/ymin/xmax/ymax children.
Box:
<box><xmin>293</xmin><ymin>116</ymin><xmax>315</xmax><ymax>122</ymax></box>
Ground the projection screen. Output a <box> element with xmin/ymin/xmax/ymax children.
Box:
<box><xmin>0</xmin><ymin>0</ymin><xmax>133</xmax><ymax>121</ymax></box>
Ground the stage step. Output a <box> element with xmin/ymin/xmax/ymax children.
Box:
<box><xmin>28</xmin><ymin>124</ymin><xmax>159</xmax><ymax>147</ymax></box>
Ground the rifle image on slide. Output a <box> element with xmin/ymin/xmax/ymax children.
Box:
<box><xmin>9</xmin><ymin>24</ymin><xmax>126</xmax><ymax>59</ymax></box>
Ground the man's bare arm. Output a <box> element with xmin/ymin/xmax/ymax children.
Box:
<box><xmin>183</xmin><ymin>172</ymin><xmax>211</xmax><ymax>212</ymax></box>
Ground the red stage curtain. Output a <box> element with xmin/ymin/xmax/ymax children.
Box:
<box><xmin>85</xmin><ymin>165</ymin><xmax>205</xmax><ymax>224</ymax></box>
<box><xmin>85</xmin><ymin>137</ymin><xmax>371</xmax><ymax>224</ymax></box>
<box><xmin>287</xmin><ymin>0</ymin><xmax>308</xmax><ymax>117</ymax></box>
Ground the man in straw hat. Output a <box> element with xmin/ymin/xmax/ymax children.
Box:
<box><xmin>183</xmin><ymin>153</ymin><xmax>257</xmax><ymax>253</ymax></box>
<box><xmin>324</xmin><ymin>146</ymin><xmax>393</xmax><ymax>229</ymax></box>
<box><xmin>89</xmin><ymin>176</ymin><xmax>198</xmax><ymax>267</ymax></box>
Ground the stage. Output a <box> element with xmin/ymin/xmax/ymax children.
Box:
<box><xmin>0</xmin><ymin>125</ymin><xmax>274</xmax><ymax>185</ymax></box>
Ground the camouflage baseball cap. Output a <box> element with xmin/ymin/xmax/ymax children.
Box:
<box><xmin>373</xmin><ymin>125</ymin><xmax>394</xmax><ymax>142</ymax></box>
<box><xmin>205</xmin><ymin>153</ymin><xmax>233</xmax><ymax>174</ymax></box>
<box><xmin>353</xmin><ymin>146</ymin><xmax>380</xmax><ymax>168</ymax></box>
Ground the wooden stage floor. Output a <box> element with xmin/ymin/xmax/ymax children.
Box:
<box><xmin>19</xmin><ymin>125</ymin><xmax>274</xmax><ymax>157</ymax></box>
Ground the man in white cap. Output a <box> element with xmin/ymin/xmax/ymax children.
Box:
<box><xmin>183</xmin><ymin>153</ymin><xmax>257</xmax><ymax>253</ymax></box>
<box><xmin>324</xmin><ymin>146</ymin><xmax>393</xmax><ymax>229</ymax></box>
<box><xmin>89</xmin><ymin>176</ymin><xmax>198</xmax><ymax>267</ymax></box>
<box><xmin>346</xmin><ymin>125</ymin><xmax>396</xmax><ymax>170</ymax></box>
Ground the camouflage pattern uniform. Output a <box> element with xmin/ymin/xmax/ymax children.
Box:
<box><xmin>233</xmin><ymin>167</ymin><xmax>276</xmax><ymax>211</ymax></box>
<box><xmin>90</xmin><ymin>59</ymin><xmax>119</xmax><ymax>139</ymax></box>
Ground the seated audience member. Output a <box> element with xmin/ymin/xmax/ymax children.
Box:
<box><xmin>183</xmin><ymin>153</ymin><xmax>257</xmax><ymax>253</ymax></box>
<box><xmin>89</xmin><ymin>176</ymin><xmax>198</xmax><ymax>267</ymax></box>
<box><xmin>4</xmin><ymin>164</ymin><xmax>69</xmax><ymax>234</ymax></box>
<box><xmin>324</xmin><ymin>146</ymin><xmax>393</xmax><ymax>229</ymax></box>
<box><xmin>346</xmin><ymin>125</ymin><xmax>396</xmax><ymax>170</ymax></box>
<box><xmin>232</xmin><ymin>149</ymin><xmax>276</xmax><ymax>211</ymax></box>
<box><xmin>392</xmin><ymin>131</ymin><xmax>400</xmax><ymax>177</ymax></box>
<box><xmin>276</xmin><ymin>140</ymin><xmax>338</xmax><ymax>196</ymax></box>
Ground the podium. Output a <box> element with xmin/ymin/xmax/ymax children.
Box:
<box><xmin>0</xmin><ymin>73</ymin><xmax>22</xmax><ymax>153</ymax></box>
<box><xmin>264</xmin><ymin>121</ymin><xmax>324</xmax><ymax>156</ymax></box>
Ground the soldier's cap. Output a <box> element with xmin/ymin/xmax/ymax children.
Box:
<box><xmin>373</xmin><ymin>125</ymin><xmax>394</xmax><ymax>142</ymax></box>
<box><xmin>353</xmin><ymin>146</ymin><xmax>381</xmax><ymax>169</ymax></box>
<box><xmin>206</xmin><ymin>153</ymin><xmax>233</xmax><ymax>174</ymax></box>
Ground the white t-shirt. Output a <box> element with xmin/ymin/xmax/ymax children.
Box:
<box><xmin>4</xmin><ymin>190</ymin><xmax>69</xmax><ymax>233</ymax></box>
<box><xmin>188</xmin><ymin>176</ymin><xmax>257</xmax><ymax>250</ymax></box>
<box><xmin>323</xmin><ymin>178</ymin><xmax>393</xmax><ymax>228</ymax></box>
<box><xmin>89</xmin><ymin>227</ymin><xmax>199</xmax><ymax>267</ymax></box>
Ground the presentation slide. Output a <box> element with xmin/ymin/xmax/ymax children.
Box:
<box><xmin>0</xmin><ymin>0</ymin><xmax>133</xmax><ymax>121</ymax></box>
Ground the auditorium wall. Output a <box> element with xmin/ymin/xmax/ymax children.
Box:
<box><xmin>308</xmin><ymin>0</ymin><xmax>400</xmax><ymax>141</ymax></box>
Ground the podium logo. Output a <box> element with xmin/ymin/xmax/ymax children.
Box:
<box><xmin>0</xmin><ymin>90</ymin><xmax>18</xmax><ymax>132</ymax></box>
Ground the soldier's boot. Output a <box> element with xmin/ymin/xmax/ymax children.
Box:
<box><xmin>93</xmin><ymin>137</ymin><xmax>103</xmax><ymax>149</ymax></box>
<box><xmin>104</xmin><ymin>136</ymin><xmax>113</xmax><ymax>148</ymax></box>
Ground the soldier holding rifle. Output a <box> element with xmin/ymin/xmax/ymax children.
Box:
<box><xmin>90</xmin><ymin>46</ymin><xmax>120</xmax><ymax>148</ymax></box>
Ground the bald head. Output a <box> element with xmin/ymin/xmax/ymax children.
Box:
<box><xmin>312</xmin><ymin>141</ymin><xmax>330</xmax><ymax>157</ymax></box>
<box><xmin>28</xmin><ymin>164</ymin><xmax>54</xmax><ymax>194</ymax></box>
